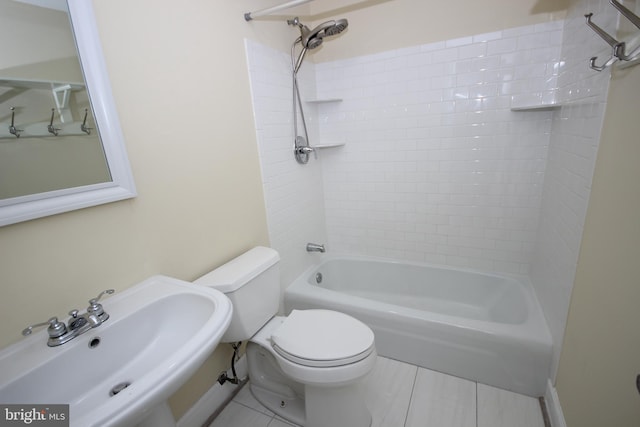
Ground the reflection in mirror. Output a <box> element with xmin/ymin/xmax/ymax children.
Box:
<box><xmin>0</xmin><ymin>0</ymin><xmax>111</xmax><ymax>198</ymax></box>
<box><xmin>0</xmin><ymin>0</ymin><xmax>136</xmax><ymax>226</ymax></box>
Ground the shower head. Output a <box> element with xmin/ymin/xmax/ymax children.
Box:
<box><xmin>300</xmin><ymin>18</ymin><xmax>349</xmax><ymax>49</ymax></box>
<box><xmin>302</xmin><ymin>27</ymin><xmax>324</xmax><ymax>50</ymax></box>
<box><xmin>323</xmin><ymin>19</ymin><xmax>348</xmax><ymax>37</ymax></box>
<box><xmin>288</xmin><ymin>17</ymin><xmax>349</xmax><ymax>74</ymax></box>
<box><xmin>288</xmin><ymin>17</ymin><xmax>349</xmax><ymax>49</ymax></box>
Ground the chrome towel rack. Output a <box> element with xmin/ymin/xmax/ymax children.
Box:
<box><xmin>586</xmin><ymin>0</ymin><xmax>640</xmax><ymax>71</ymax></box>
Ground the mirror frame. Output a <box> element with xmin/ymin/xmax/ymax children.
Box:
<box><xmin>0</xmin><ymin>0</ymin><xmax>136</xmax><ymax>227</ymax></box>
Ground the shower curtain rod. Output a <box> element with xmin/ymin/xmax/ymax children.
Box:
<box><xmin>244</xmin><ymin>0</ymin><xmax>314</xmax><ymax>21</ymax></box>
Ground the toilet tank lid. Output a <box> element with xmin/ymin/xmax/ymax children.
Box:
<box><xmin>194</xmin><ymin>246</ymin><xmax>280</xmax><ymax>293</ymax></box>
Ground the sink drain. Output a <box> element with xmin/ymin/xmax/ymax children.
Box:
<box><xmin>110</xmin><ymin>381</ymin><xmax>131</xmax><ymax>396</ymax></box>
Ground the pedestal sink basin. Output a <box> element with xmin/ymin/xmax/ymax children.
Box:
<box><xmin>0</xmin><ymin>275</ymin><xmax>232</xmax><ymax>427</ymax></box>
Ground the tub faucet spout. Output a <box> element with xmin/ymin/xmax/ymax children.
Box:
<box><xmin>306</xmin><ymin>243</ymin><xmax>325</xmax><ymax>253</ymax></box>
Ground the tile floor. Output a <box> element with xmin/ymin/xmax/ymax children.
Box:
<box><xmin>209</xmin><ymin>356</ymin><xmax>546</xmax><ymax>427</ymax></box>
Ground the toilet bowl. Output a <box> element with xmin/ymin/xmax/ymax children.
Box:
<box><xmin>194</xmin><ymin>247</ymin><xmax>376</xmax><ymax>427</ymax></box>
<box><xmin>248</xmin><ymin>311</ymin><xmax>376</xmax><ymax>426</ymax></box>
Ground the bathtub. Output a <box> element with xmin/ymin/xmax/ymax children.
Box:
<box><xmin>284</xmin><ymin>255</ymin><xmax>552</xmax><ymax>397</ymax></box>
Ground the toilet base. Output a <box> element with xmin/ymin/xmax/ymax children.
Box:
<box><xmin>250</xmin><ymin>380</ymin><xmax>372</xmax><ymax>427</ymax></box>
<box><xmin>246</xmin><ymin>341</ymin><xmax>372</xmax><ymax>427</ymax></box>
<box><xmin>250</xmin><ymin>382</ymin><xmax>305</xmax><ymax>426</ymax></box>
<box><xmin>305</xmin><ymin>382</ymin><xmax>372</xmax><ymax>427</ymax></box>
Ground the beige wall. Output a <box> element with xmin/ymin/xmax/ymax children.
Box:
<box><xmin>0</xmin><ymin>0</ymin><xmax>293</xmax><ymax>420</ymax></box>
<box><xmin>307</xmin><ymin>0</ymin><xmax>567</xmax><ymax>62</ymax></box>
<box><xmin>555</xmin><ymin>64</ymin><xmax>640</xmax><ymax>426</ymax></box>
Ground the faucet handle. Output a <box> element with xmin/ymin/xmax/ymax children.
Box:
<box><xmin>22</xmin><ymin>317</ymin><xmax>67</xmax><ymax>338</ymax></box>
<box><xmin>87</xmin><ymin>289</ymin><xmax>115</xmax><ymax>320</ymax></box>
<box><xmin>89</xmin><ymin>289</ymin><xmax>115</xmax><ymax>306</ymax></box>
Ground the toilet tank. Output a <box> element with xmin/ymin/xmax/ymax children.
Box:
<box><xmin>194</xmin><ymin>247</ymin><xmax>280</xmax><ymax>342</ymax></box>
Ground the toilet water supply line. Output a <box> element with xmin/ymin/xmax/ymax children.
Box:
<box><xmin>217</xmin><ymin>341</ymin><xmax>243</xmax><ymax>386</ymax></box>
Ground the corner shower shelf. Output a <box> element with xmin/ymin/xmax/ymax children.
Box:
<box><xmin>510</xmin><ymin>104</ymin><xmax>561</xmax><ymax>112</ymax></box>
<box><xmin>510</xmin><ymin>93</ymin><xmax>561</xmax><ymax>111</ymax></box>
<box><xmin>305</xmin><ymin>98</ymin><xmax>343</xmax><ymax>104</ymax></box>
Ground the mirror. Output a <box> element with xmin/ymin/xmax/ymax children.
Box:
<box><xmin>0</xmin><ymin>0</ymin><xmax>136</xmax><ymax>226</ymax></box>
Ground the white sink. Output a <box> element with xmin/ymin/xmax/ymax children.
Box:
<box><xmin>0</xmin><ymin>275</ymin><xmax>232</xmax><ymax>427</ymax></box>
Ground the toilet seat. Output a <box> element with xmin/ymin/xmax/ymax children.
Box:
<box><xmin>270</xmin><ymin>309</ymin><xmax>375</xmax><ymax>368</ymax></box>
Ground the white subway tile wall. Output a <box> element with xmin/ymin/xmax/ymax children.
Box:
<box><xmin>245</xmin><ymin>39</ymin><xmax>328</xmax><ymax>290</ymax></box>
<box><xmin>315</xmin><ymin>21</ymin><xmax>564</xmax><ymax>274</ymax></box>
<box><xmin>530</xmin><ymin>0</ymin><xmax>616</xmax><ymax>379</ymax></box>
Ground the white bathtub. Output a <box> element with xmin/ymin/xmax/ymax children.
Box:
<box><xmin>284</xmin><ymin>255</ymin><xmax>552</xmax><ymax>397</ymax></box>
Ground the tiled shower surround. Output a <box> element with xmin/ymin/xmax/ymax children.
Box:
<box><xmin>314</xmin><ymin>23</ymin><xmax>564</xmax><ymax>274</ymax></box>
<box><xmin>248</xmin><ymin>21</ymin><xmax>565</xmax><ymax>276</ymax></box>
<box><xmin>246</xmin><ymin>0</ymin><xmax>614</xmax><ymax>381</ymax></box>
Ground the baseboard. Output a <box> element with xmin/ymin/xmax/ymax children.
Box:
<box><xmin>177</xmin><ymin>356</ymin><xmax>248</xmax><ymax>427</ymax></box>
<box><xmin>545</xmin><ymin>378</ymin><xmax>567</xmax><ymax>427</ymax></box>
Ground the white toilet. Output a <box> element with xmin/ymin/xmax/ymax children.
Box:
<box><xmin>195</xmin><ymin>246</ymin><xmax>376</xmax><ymax>427</ymax></box>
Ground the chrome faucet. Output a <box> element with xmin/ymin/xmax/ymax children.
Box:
<box><xmin>22</xmin><ymin>289</ymin><xmax>115</xmax><ymax>347</ymax></box>
<box><xmin>306</xmin><ymin>243</ymin><xmax>326</xmax><ymax>253</ymax></box>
